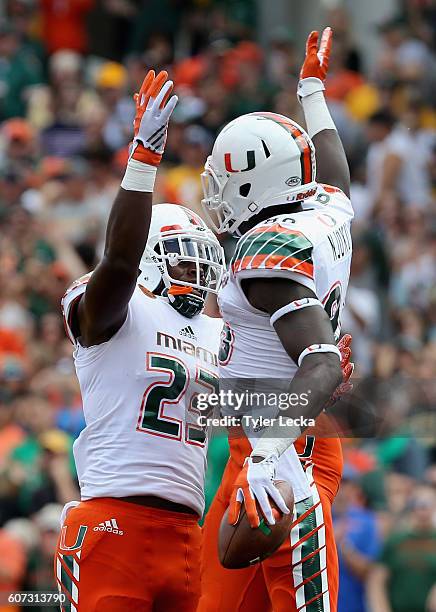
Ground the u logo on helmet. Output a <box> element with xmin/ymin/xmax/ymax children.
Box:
<box><xmin>224</xmin><ymin>151</ymin><xmax>256</xmax><ymax>173</ymax></box>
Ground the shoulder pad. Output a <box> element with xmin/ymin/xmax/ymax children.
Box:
<box><xmin>61</xmin><ymin>273</ymin><xmax>92</xmax><ymax>344</ymax></box>
<box><xmin>231</xmin><ymin>223</ymin><xmax>314</xmax><ymax>279</ymax></box>
<box><xmin>319</xmin><ymin>184</ymin><xmax>347</xmax><ymax>197</ymax></box>
<box><xmin>316</xmin><ymin>184</ymin><xmax>354</xmax><ymax>218</ymax></box>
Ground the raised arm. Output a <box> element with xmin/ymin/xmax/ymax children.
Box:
<box><xmin>298</xmin><ymin>28</ymin><xmax>350</xmax><ymax>197</ymax></box>
<box><xmin>77</xmin><ymin>70</ymin><xmax>177</xmax><ymax>347</ymax></box>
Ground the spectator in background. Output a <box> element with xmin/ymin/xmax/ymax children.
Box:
<box><xmin>342</xmin><ymin>236</ymin><xmax>382</xmax><ymax>374</ymax></box>
<box><xmin>37</xmin><ymin>159</ymin><xmax>96</xmax><ymax>248</ymax></box>
<box><xmin>389</xmin><ymin>211</ymin><xmax>436</xmax><ymax>311</ymax></box>
<box><xmin>5</xmin><ymin>0</ymin><xmax>45</xmax><ymax>64</ymax></box>
<box><xmin>27</xmin><ymin>50</ymin><xmax>99</xmax><ymax>137</ymax></box>
<box><xmin>95</xmin><ymin>61</ymin><xmax>134</xmax><ymax>151</ymax></box>
<box><xmin>227</xmin><ymin>41</ymin><xmax>273</xmax><ymax>118</ymax></box>
<box><xmin>374</xmin><ymin>17</ymin><xmax>436</xmax><ymax>102</ymax></box>
<box><xmin>271</xmin><ymin>84</ymin><xmax>302</xmax><ymax>125</ymax></box>
<box><xmin>0</xmin><ymin>166</ymin><xmax>28</xmax><ymax>216</ymax></box>
<box><xmin>324</xmin><ymin>33</ymin><xmax>364</xmax><ymax>103</ymax></box>
<box><xmin>327</xmin><ymin>6</ymin><xmax>362</xmax><ymax>73</ymax></box>
<box><xmin>86</xmin><ymin>0</ymin><xmax>137</xmax><ymax>62</ymax></box>
<box><xmin>25</xmin><ymin>503</ymin><xmax>63</xmax><ymax>602</ymax></box>
<box><xmin>35</xmin><ymin>51</ymin><xmax>100</xmax><ymax>158</ymax></box>
<box><xmin>0</xmin><ymin>390</ymin><xmax>24</xmax><ymax>471</ymax></box>
<box><xmin>3</xmin><ymin>394</ymin><xmax>78</xmax><ymax>517</ymax></box>
<box><xmin>0</xmin><ymin>117</ymin><xmax>36</xmax><ymax>175</ymax></box>
<box><xmin>365</xmin><ymin>110</ymin><xmax>397</xmax><ymax>213</ymax></box>
<box><xmin>368</xmin><ymin>485</ymin><xmax>436</xmax><ymax>612</ymax></box>
<box><xmin>127</xmin><ymin>0</ymin><xmax>182</xmax><ymax>57</ymax></box>
<box><xmin>40</xmin><ymin>0</ymin><xmax>94</xmax><ymax>55</ymax></box>
<box><xmin>162</xmin><ymin>124</ymin><xmax>213</xmax><ymax>222</ymax></box>
<box><xmin>0</xmin><ymin>20</ymin><xmax>42</xmax><ymax>120</ymax></box>
<box><xmin>334</xmin><ymin>465</ymin><xmax>381</xmax><ymax>612</ymax></box>
<box><xmin>427</xmin><ymin>584</ymin><xmax>436</xmax><ymax>612</ymax></box>
<box><xmin>196</xmin><ymin>75</ymin><xmax>229</xmax><ymax>136</ymax></box>
<box><xmin>267</xmin><ymin>26</ymin><xmax>299</xmax><ymax>87</ymax></box>
<box><xmin>0</xmin><ymin>518</ymin><xmax>27</xmax><ymax>609</ymax></box>
<box><xmin>375</xmin><ymin>99</ymin><xmax>435</xmax><ymax>210</ymax></box>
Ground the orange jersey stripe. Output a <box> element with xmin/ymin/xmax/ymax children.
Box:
<box><xmin>250</xmin><ymin>224</ymin><xmax>306</xmax><ymax>237</ymax></box>
<box><xmin>233</xmin><ymin>254</ymin><xmax>314</xmax><ymax>278</ymax></box>
<box><xmin>231</xmin><ymin>253</ymin><xmax>269</xmax><ymax>272</ymax></box>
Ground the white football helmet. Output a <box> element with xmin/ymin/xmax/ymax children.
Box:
<box><xmin>139</xmin><ymin>203</ymin><xmax>225</xmax><ymax>316</ymax></box>
<box><xmin>201</xmin><ymin>112</ymin><xmax>317</xmax><ymax>236</ymax></box>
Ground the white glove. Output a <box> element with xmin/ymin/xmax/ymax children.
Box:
<box><xmin>130</xmin><ymin>69</ymin><xmax>178</xmax><ymax>165</ymax></box>
<box><xmin>122</xmin><ymin>69</ymin><xmax>178</xmax><ymax>191</ymax></box>
<box><xmin>244</xmin><ymin>454</ymin><xmax>290</xmax><ymax>525</ymax></box>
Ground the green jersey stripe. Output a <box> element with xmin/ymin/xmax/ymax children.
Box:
<box><xmin>294</xmin><ymin>498</ymin><xmax>326</xmax><ymax>611</ymax></box>
<box><xmin>232</xmin><ymin>232</ymin><xmax>312</xmax><ymax>261</ymax></box>
<box><xmin>242</xmin><ymin>237</ymin><xmax>312</xmax><ymax>260</ymax></box>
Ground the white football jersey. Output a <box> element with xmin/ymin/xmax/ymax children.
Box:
<box><xmin>62</xmin><ymin>276</ymin><xmax>222</xmax><ymax>516</ymax></box>
<box><xmin>218</xmin><ymin>184</ymin><xmax>353</xmax><ymax>378</ymax></box>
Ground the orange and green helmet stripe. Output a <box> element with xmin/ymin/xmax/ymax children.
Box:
<box><xmin>251</xmin><ymin>112</ymin><xmax>314</xmax><ymax>185</ymax></box>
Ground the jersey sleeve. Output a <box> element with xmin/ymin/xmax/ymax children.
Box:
<box><xmin>61</xmin><ymin>273</ymin><xmax>92</xmax><ymax>345</ymax></box>
<box><xmin>230</xmin><ymin>223</ymin><xmax>315</xmax><ymax>290</ymax></box>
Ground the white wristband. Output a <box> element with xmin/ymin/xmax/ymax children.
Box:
<box><xmin>121</xmin><ymin>159</ymin><xmax>157</xmax><ymax>192</ymax></box>
<box><xmin>297</xmin><ymin>343</ymin><xmax>341</xmax><ymax>367</ymax></box>
<box><xmin>297</xmin><ymin>76</ymin><xmax>325</xmax><ymax>99</ymax></box>
<box><xmin>270</xmin><ymin>298</ymin><xmax>323</xmax><ymax>326</ymax></box>
<box><xmin>251</xmin><ymin>428</ymin><xmax>300</xmax><ymax>459</ymax></box>
<box><xmin>251</xmin><ymin>413</ymin><xmax>302</xmax><ymax>459</ymax></box>
<box><xmin>300</xmin><ymin>88</ymin><xmax>337</xmax><ymax>139</ymax></box>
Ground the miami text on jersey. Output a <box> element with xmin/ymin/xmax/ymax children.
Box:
<box><xmin>156</xmin><ymin>331</ymin><xmax>218</xmax><ymax>366</ymax></box>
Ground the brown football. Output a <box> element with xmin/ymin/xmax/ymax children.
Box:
<box><xmin>218</xmin><ymin>480</ymin><xmax>294</xmax><ymax>569</ymax></box>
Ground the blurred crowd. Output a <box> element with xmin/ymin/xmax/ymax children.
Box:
<box><xmin>0</xmin><ymin>0</ymin><xmax>435</xmax><ymax>610</ymax></box>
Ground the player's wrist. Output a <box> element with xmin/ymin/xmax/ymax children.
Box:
<box><xmin>131</xmin><ymin>139</ymin><xmax>164</xmax><ymax>165</ymax></box>
<box><xmin>121</xmin><ymin>158</ymin><xmax>157</xmax><ymax>192</ymax></box>
<box><xmin>297</xmin><ymin>77</ymin><xmax>325</xmax><ymax>100</ymax></box>
<box><xmin>251</xmin><ymin>425</ymin><xmax>301</xmax><ymax>460</ymax></box>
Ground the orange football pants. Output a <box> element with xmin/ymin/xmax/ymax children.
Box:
<box><xmin>198</xmin><ymin>432</ymin><xmax>342</xmax><ymax>612</ymax></box>
<box><xmin>54</xmin><ymin>497</ymin><xmax>201</xmax><ymax>612</ymax></box>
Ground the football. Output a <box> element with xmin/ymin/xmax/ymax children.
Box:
<box><xmin>218</xmin><ymin>480</ymin><xmax>294</xmax><ymax>569</ymax></box>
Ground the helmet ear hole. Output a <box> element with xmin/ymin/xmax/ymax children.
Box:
<box><xmin>239</xmin><ymin>183</ymin><xmax>251</xmax><ymax>197</ymax></box>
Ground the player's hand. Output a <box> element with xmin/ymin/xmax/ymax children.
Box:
<box><xmin>131</xmin><ymin>70</ymin><xmax>178</xmax><ymax>166</ymax></box>
<box><xmin>300</xmin><ymin>27</ymin><xmax>332</xmax><ymax>81</ymax></box>
<box><xmin>325</xmin><ymin>334</ymin><xmax>354</xmax><ymax>408</ymax></box>
<box><xmin>228</xmin><ymin>455</ymin><xmax>289</xmax><ymax>528</ymax></box>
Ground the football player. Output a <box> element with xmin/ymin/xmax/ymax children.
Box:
<box><xmin>54</xmin><ymin>70</ymin><xmax>225</xmax><ymax>611</ymax></box>
<box><xmin>199</xmin><ymin>29</ymin><xmax>353</xmax><ymax>611</ymax></box>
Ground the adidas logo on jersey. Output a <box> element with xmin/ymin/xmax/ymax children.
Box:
<box><xmin>179</xmin><ymin>325</ymin><xmax>197</xmax><ymax>340</ymax></box>
<box><xmin>93</xmin><ymin>519</ymin><xmax>123</xmax><ymax>535</ymax></box>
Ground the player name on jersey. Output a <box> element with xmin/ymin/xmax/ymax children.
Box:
<box><xmin>327</xmin><ymin>222</ymin><xmax>352</xmax><ymax>261</ymax></box>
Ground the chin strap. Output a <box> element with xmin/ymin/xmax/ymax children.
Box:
<box><xmin>164</xmin><ymin>285</ymin><xmax>205</xmax><ymax>318</ymax></box>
